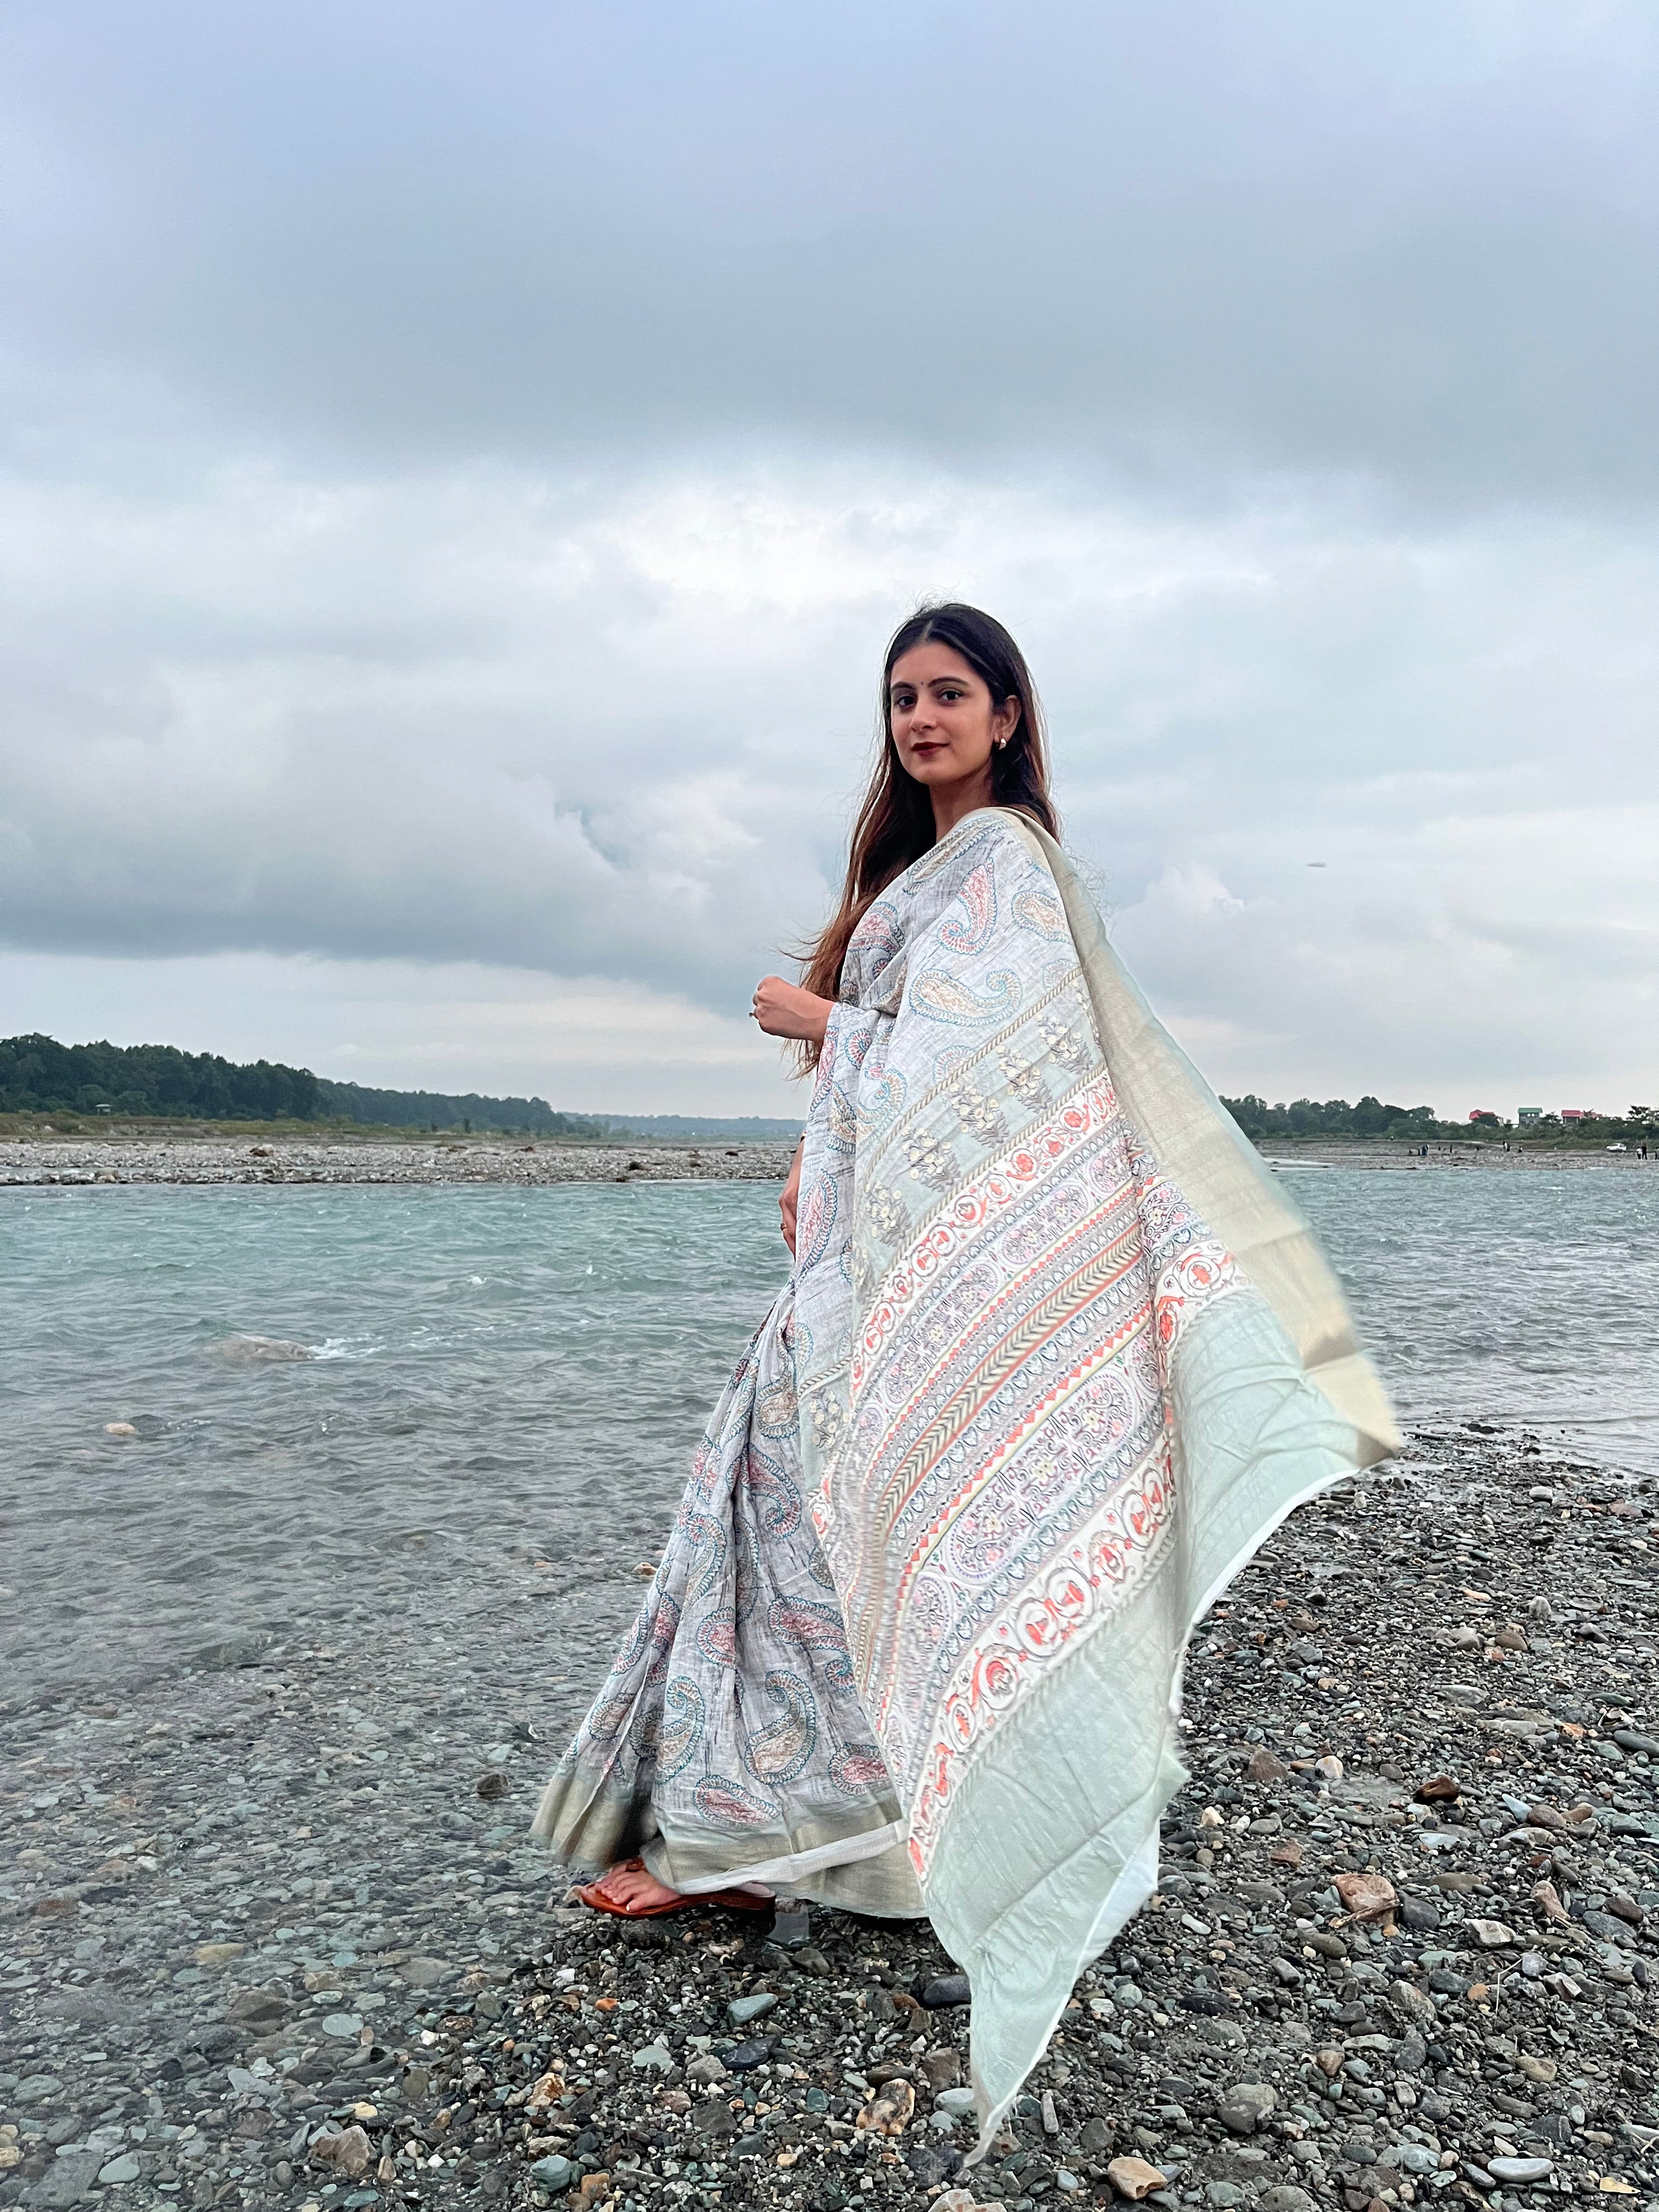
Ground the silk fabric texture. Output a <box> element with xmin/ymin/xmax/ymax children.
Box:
<box><xmin>534</xmin><ymin>808</ymin><xmax>1397</xmax><ymax>2155</ymax></box>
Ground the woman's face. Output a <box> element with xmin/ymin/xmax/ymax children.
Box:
<box><xmin>888</xmin><ymin>642</ymin><xmax>1018</xmax><ymax>792</ymax></box>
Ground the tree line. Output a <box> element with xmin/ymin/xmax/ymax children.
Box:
<box><xmin>8</xmin><ymin>1032</ymin><xmax>1647</xmax><ymax>1147</ymax></box>
<box><xmin>1221</xmin><ymin>1093</ymin><xmax>1658</xmax><ymax>1143</ymax></box>
<box><xmin>0</xmin><ymin>1035</ymin><xmax>606</xmax><ymax>1135</ymax></box>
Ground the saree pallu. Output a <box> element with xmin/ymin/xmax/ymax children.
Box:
<box><xmin>535</xmin><ymin>806</ymin><xmax>1398</xmax><ymax>2153</ymax></box>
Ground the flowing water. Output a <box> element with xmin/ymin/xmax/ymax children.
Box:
<box><xmin>2</xmin><ymin>1169</ymin><xmax>1655</xmax><ymax>1702</ymax></box>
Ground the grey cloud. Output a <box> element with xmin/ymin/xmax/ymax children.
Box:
<box><xmin>2</xmin><ymin>459</ymin><xmax>1655</xmax><ymax>1110</ymax></box>
<box><xmin>3</xmin><ymin>3</ymin><xmax>1657</xmax><ymax>1107</ymax></box>
<box><xmin>2</xmin><ymin>2</ymin><xmax>1656</xmax><ymax>504</ymax></box>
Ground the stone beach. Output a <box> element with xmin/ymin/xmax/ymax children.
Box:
<box><xmin>2</xmin><ymin>1136</ymin><xmax>1651</xmax><ymax>1189</ymax></box>
<box><xmin>0</xmin><ymin>1141</ymin><xmax>800</xmax><ymax>1191</ymax></box>
<box><xmin>4</xmin><ymin>1426</ymin><xmax>1657</xmax><ymax>2212</ymax></box>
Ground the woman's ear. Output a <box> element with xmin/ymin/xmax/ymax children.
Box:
<box><xmin>994</xmin><ymin>695</ymin><xmax>1020</xmax><ymax>748</ymax></box>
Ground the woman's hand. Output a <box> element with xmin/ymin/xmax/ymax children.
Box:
<box><xmin>752</xmin><ymin>975</ymin><xmax>833</xmax><ymax>1044</ymax></box>
<box><xmin>779</xmin><ymin>1140</ymin><xmax>804</xmax><ymax>1256</ymax></box>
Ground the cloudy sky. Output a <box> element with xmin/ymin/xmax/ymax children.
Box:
<box><xmin>3</xmin><ymin>1</ymin><xmax>1656</xmax><ymax>1116</ymax></box>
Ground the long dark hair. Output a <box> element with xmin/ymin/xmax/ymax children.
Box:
<box><xmin>797</xmin><ymin>603</ymin><xmax>1058</xmax><ymax>1062</ymax></box>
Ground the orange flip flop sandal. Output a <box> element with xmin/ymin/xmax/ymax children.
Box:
<box><xmin>575</xmin><ymin>1859</ymin><xmax>773</xmax><ymax>1919</ymax></box>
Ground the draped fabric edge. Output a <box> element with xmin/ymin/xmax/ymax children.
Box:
<box><xmin>960</xmin><ymin>1451</ymin><xmax>1366</xmax><ymax>2162</ymax></box>
<box><xmin>918</xmin><ymin>815</ymin><xmax>1402</xmax><ymax>2160</ymax></box>
<box><xmin>640</xmin><ymin>1814</ymin><xmax>910</xmax><ymax>1899</ymax></box>
<box><xmin>1023</xmin><ymin>818</ymin><xmax>1402</xmax><ymax>1464</ymax></box>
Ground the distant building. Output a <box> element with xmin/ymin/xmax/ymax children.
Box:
<box><xmin>1517</xmin><ymin>1107</ymin><xmax>1542</xmax><ymax>1123</ymax></box>
<box><xmin>1469</xmin><ymin>1109</ymin><xmax>1497</xmax><ymax>1122</ymax></box>
<box><xmin>1561</xmin><ymin>1109</ymin><xmax>1591</xmax><ymax>1124</ymax></box>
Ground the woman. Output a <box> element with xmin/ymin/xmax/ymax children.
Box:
<box><xmin>534</xmin><ymin>603</ymin><xmax>1397</xmax><ymax>2150</ymax></box>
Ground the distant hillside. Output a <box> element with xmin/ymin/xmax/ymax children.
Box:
<box><xmin>592</xmin><ymin>1113</ymin><xmax>803</xmax><ymax>1142</ymax></box>
<box><xmin>313</xmin><ymin>1076</ymin><xmax>605</xmax><ymax>1136</ymax></box>
<box><xmin>0</xmin><ymin>1034</ymin><xmax>795</xmax><ymax>1138</ymax></box>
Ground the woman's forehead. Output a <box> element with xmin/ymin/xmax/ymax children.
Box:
<box><xmin>890</xmin><ymin>640</ymin><xmax>980</xmax><ymax>690</ymax></box>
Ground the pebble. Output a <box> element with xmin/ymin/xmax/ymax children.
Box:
<box><xmin>1467</xmin><ymin>1916</ymin><xmax>1519</xmax><ymax>1946</ymax></box>
<box><xmin>1488</xmin><ymin>2155</ymin><xmax>1555</xmax><ymax>2182</ymax></box>
<box><xmin>726</xmin><ymin>1989</ymin><xmax>778</xmax><ymax>2024</ymax></box>
<box><xmin>1108</xmin><ymin>2154</ymin><xmax>1170</xmax><ymax>2198</ymax></box>
<box><xmin>2</xmin><ymin>1422</ymin><xmax>1654</xmax><ymax>2212</ymax></box>
<box><xmin>920</xmin><ymin>1972</ymin><xmax>972</xmax><ymax>2007</ymax></box>
<box><xmin>724</xmin><ymin>2034</ymin><xmax>775</xmax><ymax>2069</ymax></box>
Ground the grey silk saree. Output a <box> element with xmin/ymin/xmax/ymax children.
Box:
<box><xmin>534</xmin><ymin>806</ymin><xmax>1398</xmax><ymax>2152</ymax></box>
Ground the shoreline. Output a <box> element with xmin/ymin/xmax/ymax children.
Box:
<box><xmin>3</xmin><ymin>1423</ymin><xmax>1655</xmax><ymax>2210</ymax></box>
<box><xmin>3</xmin><ymin>1132</ymin><xmax>1653</xmax><ymax>1187</ymax></box>
<box><xmin>1258</xmin><ymin>1140</ymin><xmax>1654</xmax><ymax>1173</ymax></box>
<box><xmin>0</xmin><ymin>1138</ymin><xmax>800</xmax><ymax>1189</ymax></box>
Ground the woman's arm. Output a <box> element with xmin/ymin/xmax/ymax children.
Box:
<box><xmin>778</xmin><ymin>1138</ymin><xmax>804</xmax><ymax>1255</ymax></box>
<box><xmin>752</xmin><ymin>976</ymin><xmax>833</xmax><ymax>1045</ymax></box>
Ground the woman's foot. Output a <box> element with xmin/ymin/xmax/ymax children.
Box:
<box><xmin>578</xmin><ymin>1859</ymin><xmax>686</xmax><ymax>1915</ymax></box>
<box><xmin>574</xmin><ymin>1858</ymin><xmax>775</xmax><ymax>1919</ymax></box>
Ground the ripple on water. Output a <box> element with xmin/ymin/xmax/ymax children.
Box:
<box><xmin>1</xmin><ymin>1168</ymin><xmax>1654</xmax><ymax>1700</ymax></box>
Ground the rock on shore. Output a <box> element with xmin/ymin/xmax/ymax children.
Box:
<box><xmin>2</xmin><ymin>1427</ymin><xmax>1655</xmax><ymax>2211</ymax></box>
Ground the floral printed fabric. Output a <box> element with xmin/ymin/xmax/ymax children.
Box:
<box><xmin>530</xmin><ymin>1282</ymin><xmax>916</xmax><ymax>1904</ymax></box>
<box><xmin>537</xmin><ymin>808</ymin><xmax>1396</xmax><ymax>2147</ymax></box>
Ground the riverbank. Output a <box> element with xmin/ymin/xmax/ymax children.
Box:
<box><xmin>1261</xmin><ymin>1141</ymin><xmax>1654</xmax><ymax>1173</ymax></box>
<box><xmin>3</xmin><ymin>1424</ymin><xmax>1656</xmax><ymax>2212</ymax></box>
<box><xmin>3</xmin><ymin>1133</ymin><xmax>1651</xmax><ymax>1187</ymax></box>
<box><xmin>0</xmin><ymin>1139</ymin><xmax>799</xmax><ymax>1188</ymax></box>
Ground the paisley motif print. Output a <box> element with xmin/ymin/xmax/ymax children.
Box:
<box><xmin>769</xmin><ymin>1595</ymin><xmax>856</xmax><ymax>1693</ymax></box>
<box><xmin>743</xmin><ymin>1444</ymin><xmax>803</xmax><ymax>1534</ymax></box>
<box><xmin>678</xmin><ymin>1512</ymin><xmax>727</xmax><ymax>1602</ymax></box>
<box><xmin>939</xmin><ymin>862</ymin><xmax>998</xmax><ymax>955</ymax></box>
<box><xmin>824</xmin><ymin>1080</ymin><xmax>859</xmax><ymax>1157</ymax></box>
<box><xmin>1012</xmin><ymin>884</ymin><xmax>1068</xmax><ymax>939</ymax></box>
<box><xmin>658</xmin><ymin>1678</ymin><xmax>706</xmax><ymax>1778</ymax></box>
<box><xmin>693</xmin><ymin>1774</ymin><xmax>776</xmax><ymax>1830</ymax></box>
<box><xmin>696</xmin><ymin>1612</ymin><xmax>736</xmax><ymax>1666</ymax></box>
<box><xmin>742</xmin><ymin>1671</ymin><xmax>819</xmax><ymax>1784</ymax></box>
<box><xmin>909</xmin><ymin>968</ymin><xmax>1020</xmax><ymax>1028</ymax></box>
<box><xmin>830</xmin><ymin>1743</ymin><xmax>891</xmax><ymax>1797</ymax></box>
<box><xmin>645</xmin><ymin>1595</ymin><xmax>681</xmax><ymax>1683</ymax></box>
<box><xmin>585</xmin><ymin>1695</ymin><xmax>632</xmax><ymax>1743</ymax></box>
<box><xmin>795</xmin><ymin>1168</ymin><xmax>839</xmax><ymax>1272</ymax></box>
<box><xmin>535</xmin><ymin>1280</ymin><xmax>900</xmax><ymax>1888</ymax></box>
<box><xmin>844</xmin><ymin>896</ymin><xmax>905</xmax><ymax>998</ymax></box>
<box><xmin>757</xmin><ymin>1372</ymin><xmax>798</xmax><ymax>1438</ymax></box>
<box><xmin>855</xmin><ymin>1050</ymin><xmax>907</xmax><ymax>1136</ymax></box>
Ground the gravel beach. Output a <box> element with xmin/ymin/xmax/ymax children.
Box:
<box><xmin>3</xmin><ymin>1426</ymin><xmax>1656</xmax><ymax>2212</ymax></box>
<box><xmin>0</xmin><ymin>1142</ymin><xmax>800</xmax><ymax>1190</ymax></box>
<box><xmin>2</xmin><ymin>1137</ymin><xmax>1651</xmax><ymax>1188</ymax></box>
